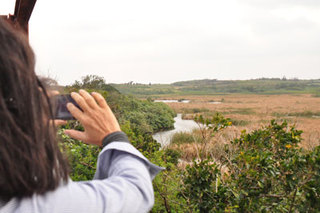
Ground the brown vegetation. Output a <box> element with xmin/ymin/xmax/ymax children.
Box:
<box><xmin>163</xmin><ymin>94</ymin><xmax>320</xmax><ymax>149</ymax></box>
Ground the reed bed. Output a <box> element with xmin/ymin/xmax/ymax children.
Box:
<box><xmin>164</xmin><ymin>94</ymin><xmax>320</xmax><ymax>150</ymax></box>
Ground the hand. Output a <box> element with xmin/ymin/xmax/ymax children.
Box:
<box><xmin>64</xmin><ymin>89</ymin><xmax>121</xmax><ymax>146</ymax></box>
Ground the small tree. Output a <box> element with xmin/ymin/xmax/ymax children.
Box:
<box><xmin>68</xmin><ymin>75</ymin><xmax>119</xmax><ymax>93</ymax></box>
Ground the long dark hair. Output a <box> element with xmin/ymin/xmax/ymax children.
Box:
<box><xmin>0</xmin><ymin>19</ymin><xmax>69</xmax><ymax>200</ymax></box>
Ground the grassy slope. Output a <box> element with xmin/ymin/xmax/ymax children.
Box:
<box><xmin>111</xmin><ymin>79</ymin><xmax>320</xmax><ymax>97</ymax></box>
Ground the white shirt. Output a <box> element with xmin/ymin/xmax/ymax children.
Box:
<box><xmin>0</xmin><ymin>142</ymin><xmax>162</xmax><ymax>213</ymax></box>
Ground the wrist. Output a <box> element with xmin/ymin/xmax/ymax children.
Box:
<box><xmin>102</xmin><ymin>131</ymin><xmax>130</xmax><ymax>148</ymax></box>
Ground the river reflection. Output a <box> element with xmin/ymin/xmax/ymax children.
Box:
<box><xmin>152</xmin><ymin>114</ymin><xmax>200</xmax><ymax>147</ymax></box>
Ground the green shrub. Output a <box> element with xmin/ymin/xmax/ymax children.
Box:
<box><xmin>151</xmin><ymin>150</ymin><xmax>187</xmax><ymax>213</ymax></box>
<box><xmin>180</xmin><ymin>160</ymin><xmax>220</xmax><ymax>212</ymax></box>
<box><xmin>178</xmin><ymin>117</ymin><xmax>320</xmax><ymax>212</ymax></box>
<box><xmin>162</xmin><ymin>149</ymin><xmax>181</xmax><ymax>165</ymax></box>
<box><xmin>171</xmin><ymin>132</ymin><xmax>196</xmax><ymax>144</ymax></box>
<box><xmin>59</xmin><ymin>129</ymin><xmax>99</xmax><ymax>181</ymax></box>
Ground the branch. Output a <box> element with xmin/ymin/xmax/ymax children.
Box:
<box><xmin>79</xmin><ymin>162</ymin><xmax>95</xmax><ymax>169</ymax></box>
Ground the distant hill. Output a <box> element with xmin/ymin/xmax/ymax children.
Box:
<box><xmin>172</xmin><ymin>79</ymin><xmax>218</xmax><ymax>86</ymax></box>
<box><xmin>112</xmin><ymin>78</ymin><xmax>320</xmax><ymax>97</ymax></box>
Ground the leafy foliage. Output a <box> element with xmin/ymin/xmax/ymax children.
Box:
<box><xmin>59</xmin><ymin>128</ymin><xmax>99</xmax><ymax>180</ymax></box>
<box><xmin>177</xmin><ymin>119</ymin><xmax>320</xmax><ymax>212</ymax></box>
<box><xmin>221</xmin><ymin>121</ymin><xmax>320</xmax><ymax>212</ymax></box>
<box><xmin>67</xmin><ymin>75</ymin><xmax>120</xmax><ymax>93</ymax></box>
<box><xmin>180</xmin><ymin>160</ymin><xmax>219</xmax><ymax>212</ymax></box>
<box><xmin>113</xmin><ymin>95</ymin><xmax>176</xmax><ymax>134</ymax></box>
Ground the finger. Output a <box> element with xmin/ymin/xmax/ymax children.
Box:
<box><xmin>53</xmin><ymin>120</ymin><xmax>67</xmax><ymax>126</ymax></box>
<box><xmin>64</xmin><ymin>129</ymin><xmax>87</xmax><ymax>141</ymax></box>
<box><xmin>79</xmin><ymin>89</ymin><xmax>98</xmax><ymax>109</ymax></box>
<box><xmin>70</xmin><ymin>92</ymin><xmax>90</xmax><ymax>112</ymax></box>
<box><xmin>67</xmin><ymin>103</ymin><xmax>85</xmax><ymax>121</ymax></box>
<box><xmin>91</xmin><ymin>92</ymin><xmax>108</xmax><ymax>109</ymax></box>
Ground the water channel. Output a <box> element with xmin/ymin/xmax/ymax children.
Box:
<box><xmin>152</xmin><ymin>114</ymin><xmax>200</xmax><ymax>147</ymax></box>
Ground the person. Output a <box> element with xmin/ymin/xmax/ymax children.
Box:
<box><xmin>0</xmin><ymin>19</ymin><xmax>161</xmax><ymax>212</ymax></box>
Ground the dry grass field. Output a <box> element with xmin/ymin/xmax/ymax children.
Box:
<box><xmin>161</xmin><ymin>94</ymin><xmax>320</xmax><ymax>152</ymax></box>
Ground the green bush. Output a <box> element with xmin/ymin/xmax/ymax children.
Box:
<box><xmin>171</xmin><ymin>132</ymin><xmax>195</xmax><ymax>144</ymax></box>
<box><xmin>180</xmin><ymin>160</ymin><xmax>220</xmax><ymax>212</ymax></box>
<box><xmin>179</xmin><ymin>119</ymin><xmax>320</xmax><ymax>212</ymax></box>
<box><xmin>112</xmin><ymin>95</ymin><xmax>176</xmax><ymax>133</ymax></box>
<box><xmin>59</xmin><ymin>128</ymin><xmax>99</xmax><ymax>181</ymax></box>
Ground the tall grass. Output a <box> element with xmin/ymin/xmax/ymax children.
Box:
<box><xmin>171</xmin><ymin>132</ymin><xmax>197</xmax><ymax>144</ymax></box>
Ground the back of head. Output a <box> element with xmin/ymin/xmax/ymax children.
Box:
<box><xmin>0</xmin><ymin>19</ymin><xmax>69</xmax><ymax>201</ymax></box>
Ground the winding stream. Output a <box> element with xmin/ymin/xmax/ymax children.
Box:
<box><xmin>152</xmin><ymin>114</ymin><xmax>200</xmax><ymax>147</ymax></box>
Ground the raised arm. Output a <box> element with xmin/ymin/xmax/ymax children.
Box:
<box><xmin>8</xmin><ymin>90</ymin><xmax>161</xmax><ymax>213</ymax></box>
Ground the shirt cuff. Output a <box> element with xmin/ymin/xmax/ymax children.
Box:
<box><xmin>95</xmin><ymin>142</ymin><xmax>164</xmax><ymax>180</ymax></box>
<box><xmin>102</xmin><ymin>131</ymin><xmax>130</xmax><ymax>147</ymax></box>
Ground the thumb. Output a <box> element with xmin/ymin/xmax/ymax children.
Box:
<box><xmin>64</xmin><ymin>129</ymin><xmax>87</xmax><ymax>141</ymax></box>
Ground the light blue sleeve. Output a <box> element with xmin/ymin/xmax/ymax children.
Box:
<box><xmin>1</xmin><ymin>142</ymin><xmax>163</xmax><ymax>213</ymax></box>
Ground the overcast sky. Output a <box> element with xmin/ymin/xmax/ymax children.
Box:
<box><xmin>1</xmin><ymin>0</ymin><xmax>320</xmax><ymax>85</ymax></box>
